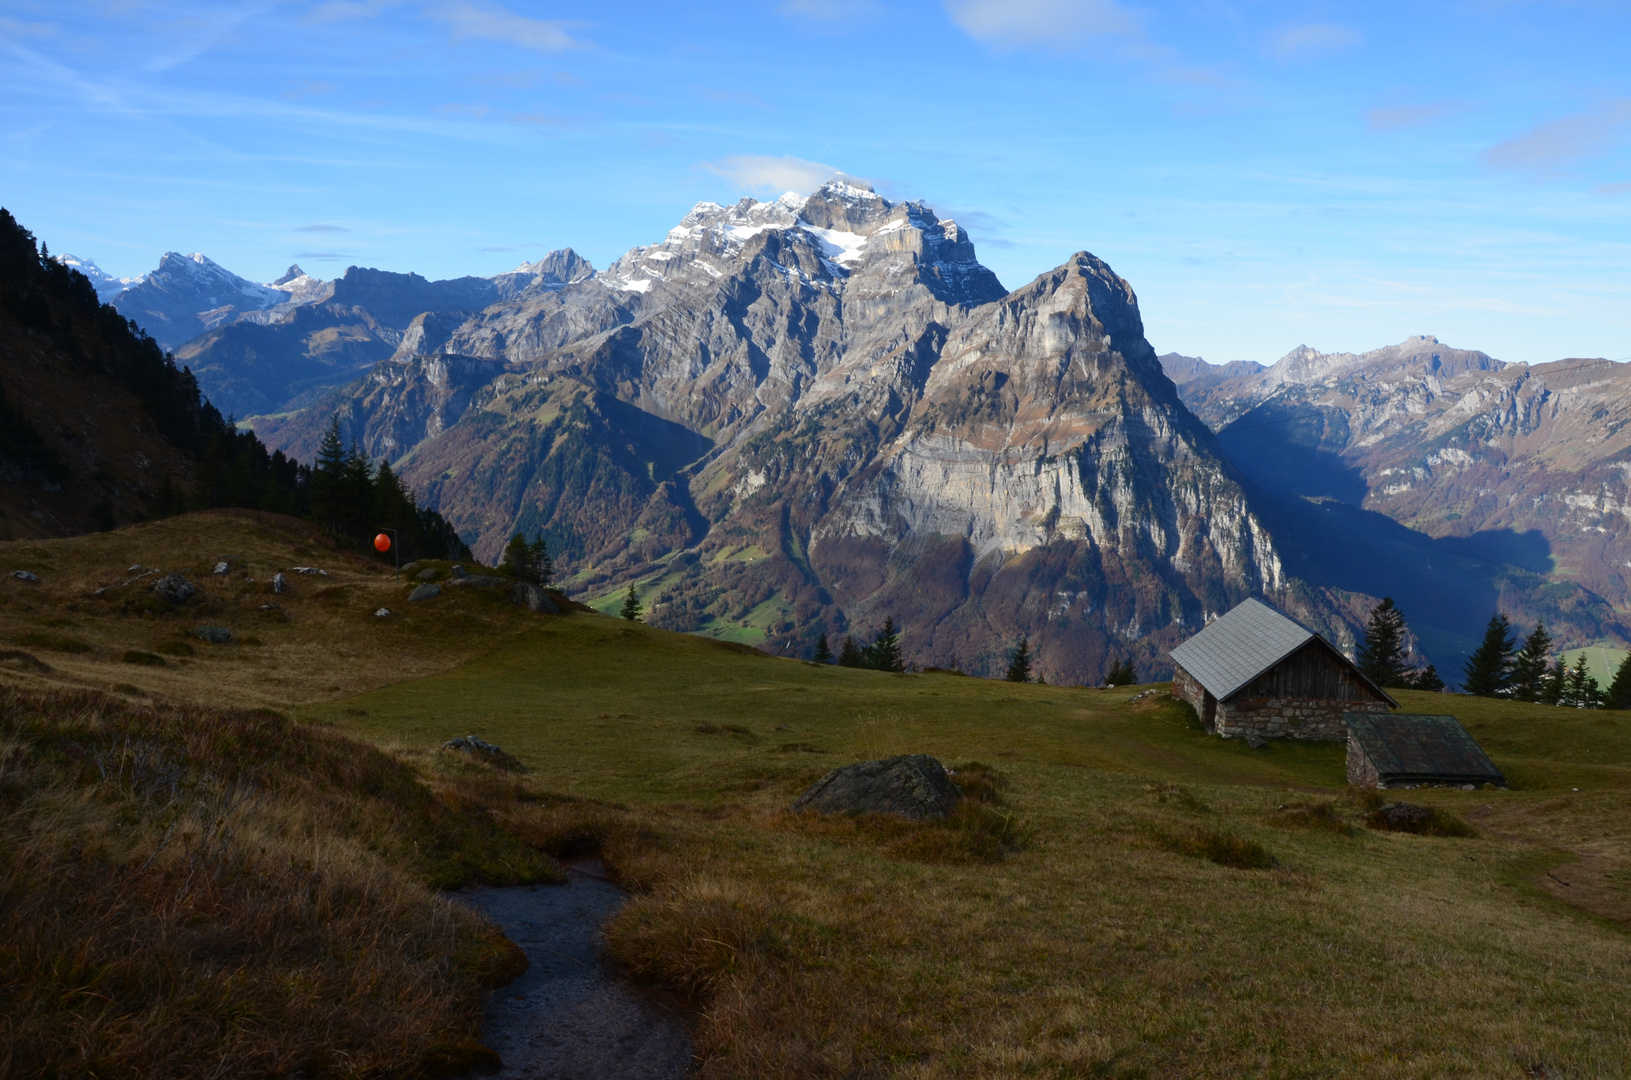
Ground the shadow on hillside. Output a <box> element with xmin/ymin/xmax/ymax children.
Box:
<box><xmin>1217</xmin><ymin>411</ymin><xmax>1561</xmax><ymax>678</ymax></box>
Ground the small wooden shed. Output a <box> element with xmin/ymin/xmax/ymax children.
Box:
<box><xmin>1345</xmin><ymin>713</ymin><xmax>1505</xmax><ymax>789</ymax></box>
<box><xmin>1169</xmin><ymin>598</ymin><xmax>1395</xmax><ymax>742</ymax></box>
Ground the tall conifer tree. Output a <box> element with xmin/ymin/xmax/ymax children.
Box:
<box><xmin>869</xmin><ymin>617</ymin><xmax>904</xmax><ymax>673</ymax></box>
<box><xmin>1005</xmin><ymin>637</ymin><xmax>1032</xmax><ymax>683</ymax></box>
<box><xmin>619</xmin><ymin>585</ymin><xmax>642</xmax><ymax>622</ymax></box>
<box><xmin>1509</xmin><ymin>622</ymin><xmax>1553</xmax><ymax>702</ymax></box>
<box><xmin>1462</xmin><ymin>613</ymin><xmax>1515</xmax><ymax>697</ymax></box>
<box><xmin>837</xmin><ymin>636</ymin><xmax>863</xmax><ymax>667</ymax></box>
<box><xmin>1605</xmin><ymin>652</ymin><xmax>1631</xmax><ymax>711</ymax></box>
<box><xmin>1357</xmin><ymin>597</ymin><xmax>1410</xmax><ymax>688</ymax></box>
<box><xmin>813</xmin><ymin>633</ymin><xmax>833</xmax><ymax>664</ymax></box>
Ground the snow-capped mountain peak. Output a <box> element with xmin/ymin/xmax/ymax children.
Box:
<box><xmin>55</xmin><ymin>255</ymin><xmax>139</xmax><ymax>303</ymax></box>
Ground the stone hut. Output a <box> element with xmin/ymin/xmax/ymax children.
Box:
<box><xmin>1345</xmin><ymin>713</ymin><xmax>1505</xmax><ymax>789</ymax></box>
<box><xmin>1169</xmin><ymin>598</ymin><xmax>1395</xmax><ymax>741</ymax></box>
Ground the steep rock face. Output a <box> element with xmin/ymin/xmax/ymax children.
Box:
<box><xmin>255</xmin><ymin>179</ymin><xmax>1310</xmax><ymax>682</ymax></box>
<box><xmin>491</xmin><ymin>249</ymin><xmax>595</xmax><ymax>300</ymax></box>
<box><xmin>111</xmin><ymin>253</ymin><xmax>286</xmax><ymax>350</ymax></box>
<box><xmin>1164</xmin><ymin>338</ymin><xmax>1631</xmax><ymax>660</ymax></box>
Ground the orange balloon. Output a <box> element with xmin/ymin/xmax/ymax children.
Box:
<box><xmin>374</xmin><ymin>533</ymin><xmax>391</xmax><ymax>552</ymax></box>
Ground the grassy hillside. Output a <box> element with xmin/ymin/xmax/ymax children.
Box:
<box><xmin>308</xmin><ymin>616</ymin><xmax>1631</xmax><ymax>1079</ymax></box>
<box><xmin>4</xmin><ymin>511</ymin><xmax>1630</xmax><ymax>1077</ymax></box>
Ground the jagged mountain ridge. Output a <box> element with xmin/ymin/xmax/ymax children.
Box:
<box><xmin>253</xmin><ymin>179</ymin><xmax>1325</xmax><ymax>682</ymax></box>
<box><xmin>1162</xmin><ymin>338</ymin><xmax>1631</xmax><ymax>665</ymax></box>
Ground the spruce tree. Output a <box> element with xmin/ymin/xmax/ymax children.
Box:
<box><xmin>1541</xmin><ymin>658</ymin><xmax>1567</xmax><ymax>705</ymax></box>
<box><xmin>1605</xmin><ymin>652</ymin><xmax>1631</xmax><ymax>711</ymax></box>
<box><xmin>813</xmin><ymin>633</ymin><xmax>833</xmax><ymax>664</ymax></box>
<box><xmin>1462</xmin><ymin>613</ymin><xmax>1515</xmax><ymax>697</ymax></box>
<box><xmin>837</xmin><ymin>636</ymin><xmax>863</xmax><ymax>667</ymax></box>
<box><xmin>1357</xmin><ymin>597</ymin><xmax>1410</xmax><ymax>688</ymax></box>
<box><xmin>1562</xmin><ymin>655</ymin><xmax>1602</xmax><ymax>709</ymax></box>
<box><xmin>1106</xmin><ymin>659</ymin><xmax>1137</xmax><ymax>687</ymax></box>
<box><xmin>619</xmin><ymin>585</ymin><xmax>642</xmax><ymax>622</ymax></box>
<box><xmin>501</xmin><ymin>532</ymin><xmax>534</xmax><ymax>580</ymax></box>
<box><xmin>529</xmin><ymin>533</ymin><xmax>553</xmax><ymax>586</ymax></box>
<box><xmin>870</xmin><ymin>617</ymin><xmax>904</xmax><ymax>673</ymax></box>
<box><xmin>1408</xmin><ymin>664</ymin><xmax>1445</xmax><ymax>692</ymax></box>
<box><xmin>1005</xmin><ymin>636</ymin><xmax>1032</xmax><ymax>683</ymax></box>
<box><xmin>1509</xmin><ymin>622</ymin><xmax>1553</xmax><ymax>702</ymax></box>
<box><xmin>310</xmin><ymin>415</ymin><xmax>347</xmax><ymax>532</ymax></box>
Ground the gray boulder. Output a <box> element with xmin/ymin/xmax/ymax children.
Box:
<box><xmin>450</xmin><ymin>574</ymin><xmax>507</xmax><ymax>588</ymax></box>
<box><xmin>416</xmin><ymin>568</ymin><xmax>439</xmax><ymax>582</ymax></box>
<box><xmin>151</xmin><ymin>573</ymin><xmax>195</xmax><ymax>603</ymax></box>
<box><xmin>212</xmin><ymin>561</ymin><xmax>230</xmax><ymax>575</ymax></box>
<box><xmin>509</xmin><ymin>582</ymin><xmax>560</xmax><ymax>614</ymax></box>
<box><xmin>12</xmin><ymin>570</ymin><xmax>39</xmax><ymax>584</ymax></box>
<box><xmin>374</xmin><ymin>607</ymin><xmax>392</xmax><ymax>618</ymax></box>
<box><xmin>793</xmin><ymin>754</ymin><xmax>963</xmax><ymax>821</ymax></box>
<box><xmin>189</xmin><ymin>626</ymin><xmax>232</xmax><ymax>644</ymax></box>
<box><xmin>408</xmin><ymin>582</ymin><xmax>442</xmax><ymax>601</ymax></box>
<box><xmin>441</xmin><ymin>735</ymin><xmax>524</xmax><ymax>771</ymax></box>
<box><xmin>449</xmin><ymin>564</ymin><xmax>467</xmax><ymax>579</ymax></box>
<box><xmin>272</xmin><ymin>572</ymin><xmax>289</xmax><ymax>595</ymax></box>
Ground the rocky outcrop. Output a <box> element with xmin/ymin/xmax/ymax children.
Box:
<box><xmin>252</xmin><ymin>178</ymin><xmax>1309</xmax><ymax>682</ymax></box>
<box><xmin>793</xmin><ymin>754</ymin><xmax>962</xmax><ymax>820</ymax></box>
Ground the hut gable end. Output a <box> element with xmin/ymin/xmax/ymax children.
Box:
<box><xmin>1237</xmin><ymin>640</ymin><xmax>1392</xmax><ymax>705</ymax></box>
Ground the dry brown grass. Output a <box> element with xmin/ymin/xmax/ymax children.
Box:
<box><xmin>0</xmin><ymin>509</ymin><xmax>545</xmax><ymax>710</ymax></box>
<box><xmin>0</xmin><ymin>686</ymin><xmax>554</xmax><ymax>1079</ymax></box>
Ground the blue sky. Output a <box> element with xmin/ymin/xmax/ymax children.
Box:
<box><xmin>2</xmin><ymin>0</ymin><xmax>1628</xmax><ymax>365</ymax></box>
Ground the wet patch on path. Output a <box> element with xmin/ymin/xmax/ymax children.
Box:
<box><xmin>456</xmin><ymin>863</ymin><xmax>694</xmax><ymax>1079</ymax></box>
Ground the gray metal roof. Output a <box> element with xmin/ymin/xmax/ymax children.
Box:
<box><xmin>1345</xmin><ymin>713</ymin><xmax>1504</xmax><ymax>786</ymax></box>
<box><xmin>1169</xmin><ymin>598</ymin><xmax>1316</xmax><ymax>701</ymax></box>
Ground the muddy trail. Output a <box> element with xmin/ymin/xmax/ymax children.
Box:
<box><xmin>456</xmin><ymin>861</ymin><xmax>695</xmax><ymax>1079</ymax></box>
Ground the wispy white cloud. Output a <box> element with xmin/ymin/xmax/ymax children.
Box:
<box><xmin>304</xmin><ymin>0</ymin><xmax>404</xmax><ymax>22</ymax></box>
<box><xmin>1366</xmin><ymin>101</ymin><xmax>1458</xmax><ymax>133</ymax></box>
<box><xmin>1264</xmin><ymin>23</ymin><xmax>1364</xmax><ymax>63</ymax></box>
<box><xmin>436</xmin><ymin>1</ymin><xmax>590</xmax><ymax>54</ymax></box>
<box><xmin>282</xmin><ymin>79</ymin><xmax>336</xmax><ymax>100</ymax></box>
<box><xmin>295</xmin><ymin>223</ymin><xmax>350</xmax><ymax>232</ymax></box>
<box><xmin>703</xmin><ymin>154</ymin><xmax>839</xmax><ymax>195</ymax></box>
<box><xmin>1481</xmin><ymin>99</ymin><xmax>1631</xmax><ymax>175</ymax></box>
<box><xmin>943</xmin><ymin>0</ymin><xmax>1143</xmax><ymax>52</ymax></box>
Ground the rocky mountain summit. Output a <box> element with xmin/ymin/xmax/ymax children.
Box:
<box><xmin>251</xmin><ymin>178</ymin><xmax>1315</xmax><ymax>681</ymax></box>
<box><xmin>1163</xmin><ymin>337</ymin><xmax>1631</xmax><ymax>665</ymax></box>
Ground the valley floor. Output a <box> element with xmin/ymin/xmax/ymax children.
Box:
<box><xmin>4</xmin><ymin>513</ymin><xmax>1630</xmax><ymax>1078</ymax></box>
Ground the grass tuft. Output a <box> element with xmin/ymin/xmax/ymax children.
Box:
<box><xmin>1269</xmin><ymin>800</ymin><xmax>1357</xmax><ymax>836</ymax></box>
<box><xmin>1158</xmin><ymin>827</ymin><xmax>1278</xmax><ymax>869</ymax></box>
<box><xmin>121</xmin><ymin>649</ymin><xmax>164</xmax><ymax>666</ymax></box>
<box><xmin>16</xmin><ymin>632</ymin><xmax>91</xmax><ymax>653</ymax></box>
<box><xmin>1365</xmin><ymin>802</ymin><xmax>1478</xmax><ymax>837</ymax></box>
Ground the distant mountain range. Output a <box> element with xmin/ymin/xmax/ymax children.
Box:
<box><xmin>1161</xmin><ymin>337</ymin><xmax>1631</xmax><ymax>670</ymax></box>
<box><xmin>49</xmin><ymin>192</ymin><xmax>1631</xmax><ymax>680</ymax></box>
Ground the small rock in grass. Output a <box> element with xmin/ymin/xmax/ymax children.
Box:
<box><xmin>260</xmin><ymin>603</ymin><xmax>281</xmax><ymax>611</ymax></box>
<box><xmin>449</xmin><ymin>564</ymin><xmax>467</xmax><ymax>579</ymax></box>
<box><xmin>12</xmin><ymin>570</ymin><xmax>40</xmax><ymax>584</ymax></box>
<box><xmin>375</xmin><ymin>608</ymin><xmax>391</xmax><ymax>618</ymax></box>
<box><xmin>189</xmin><ymin>626</ymin><xmax>232</xmax><ymax>644</ymax></box>
<box><xmin>127</xmin><ymin>565</ymin><xmax>144</xmax><ymax>573</ymax></box>
<box><xmin>793</xmin><ymin>754</ymin><xmax>963</xmax><ymax>821</ymax></box>
<box><xmin>291</xmin><ymin>566</ymin><xmax>328</xmax><ymax>576</ymax></box>
<box><xmin>408</xmin><ymin>583</ymin><xmax>441</xmax><ymax>601</ymax></box>
<box><xmin>416</xmin><ymin>568</ymin><xmax>439</xmax><ymax>582</ymax></box>
<box><xmin>441</xmin><ymin>735</ymin><xmax>525</xmax><ymax>771</ymax></box>
<box><xmin>1245</xmin><ymin>734</ymin><xmax>1267</xmax><ymax>749</ymax></box>
<box><xmin>213</xmin><ymin>561</ymin><xmax>230</xmax><ymax>575</ymax></box>
<box><xmin>151</xmin><ymin>573</ymin><xmax>195</xmax><ymax>603</ymax></box>
<box><xmin>272</xmin><ymin>572</ymin><xmax>289</xmax><ymax>595</ymax></box>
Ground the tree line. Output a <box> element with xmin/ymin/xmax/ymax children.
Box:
<box><xmin>1360</xmin><ymin>596</ymin><xmax>1631</xmax><ymax>708</ymax></box>
<box><xmin>310</xmin><ymin>417</ymin><xmax>469</xmax><ymax>563</ymax></box>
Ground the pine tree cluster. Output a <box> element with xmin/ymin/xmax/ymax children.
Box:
<box><xmin>500</xmin><ymin>531</ymin><xmax>554</xmax><ymax>586</ymax></box>
<box><xmin>1104</xmin><ymin>658</ymin><xmax>1138</xmax><ymax>687</ymax></box>
<box><xmin>1357</xmin><ymin>598</ymin><xmax>1443</xmax><ymax>691</ymax></box>
<box><xmin>825</xmin><ymin>617</ymin><xmax>906</xmax><ymax>672</ymax></box>
<box><xmin>1461</xmin><ymin>613</ymin><xmax>1626</xmax><ymax>709</ymax></box>
<box><xmin>310</xmin><ymin>416</ymin><xmax>469</xmax><ymax>563</ymax></box>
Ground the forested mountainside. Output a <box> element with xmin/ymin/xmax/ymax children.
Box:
<box><xmin>0</xmin><ymin>209</ymin><xmax>304</xmax><ymax>538</ymax></box>
<box><xmin>1162</xmin><ymin>338</ymin><xmax>1631</xmax><ymax>666</ymax></box>
<box><xmin>251</xmin><ymin>179</ymin><xmax>1337</xmax><ymax>682</ymax></box>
